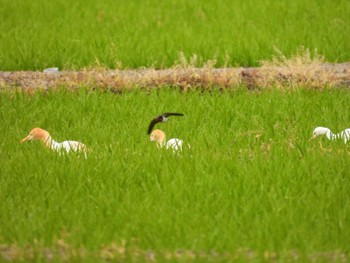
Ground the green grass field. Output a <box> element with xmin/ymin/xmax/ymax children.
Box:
<box><xmin>1</xmin><ymin>88</ymin><xmax>350</xmax><ymax>261</ymax></box>
<box><xmin>1</xmin><ymin>0</ymin><xmax>350</xmax><ymax>261</ymax></box>
<box><xmin>1</xmin><ymin>0</ymin><xmax>350</xmax><ymax>70</ymax></box>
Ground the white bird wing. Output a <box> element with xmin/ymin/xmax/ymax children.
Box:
<box><xmin>341</xmin><ymin>129</ymin><xmax>350</xmax><ymax>143</ymax></box>
<box><xmin>50</xmin><ymin>142</ymin><xmax>63</xmax><ymax>151</ymax></box>
<box><xmin>166</xmin><ymin>138</ymin><xmax>183</xmax><ymax>151</ymax></box>
<box><xmin>61</xmin><ymin>140</ymin><xmax>87</xmax><ymax>153</ymax></box>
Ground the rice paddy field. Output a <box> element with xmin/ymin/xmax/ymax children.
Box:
<box><xmin>1</xmin><ymin>0</ymin><xmax>350</xmax><ymax>262</ymax></box>
<box><xmin>1</xmin><ymin>89</ymin><xmax>350</xmax><ymax>261</ymax></box>
<box><xmin>0</xmin><ymin>0</ymin><xmax>350</xmax><ymax>70</ymax></box>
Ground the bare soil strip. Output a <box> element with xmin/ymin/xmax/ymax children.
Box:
<box><xmin>0</xmin><ymin>63</ymin><xmax>350</xmax><ymax>91</ymax></box>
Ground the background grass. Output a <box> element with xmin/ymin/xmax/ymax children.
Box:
<box><xmin>1</xmin><ymin>0</ymin><xmax>350</xmax><ymax>70</ymax></box>
<box><xmin>1</xmin><ymin>88</ymin><xmax>350</xmax><ymax>261</ymax></box>
<box><xmin>1</xmin><ymin>0</ymin><xmax>350</xmax><ymax>261</ymax></box>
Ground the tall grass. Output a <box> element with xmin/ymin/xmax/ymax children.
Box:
<box><xmin>1</xmin><ymin>0</ymin><xmax>350</xmax><ymax>70</ymax></box>
<box><xmin>1</xmin><ymin>88</ymin><xmax>350</xmax><ymax>261</ymax></box>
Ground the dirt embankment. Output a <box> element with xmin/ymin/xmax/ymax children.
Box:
<box><xmin>1</xmin><ymin>63</ymin><xmax>350</xmax><ymax>92</ymax></box>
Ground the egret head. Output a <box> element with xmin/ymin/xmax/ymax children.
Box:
<box><xmin>311</xmin><ymin>127</ymin><xmax>330</xmax><ymax>139</ymax></box>
<box><xmin>150</xmin><ymin>129</ymin><xmax>166</xmax><ymax>142</ymax></box>
<box><xmin>20</xmin><ymin>128</ymin><xmax>50</xmax><ymax>143</ymax></box>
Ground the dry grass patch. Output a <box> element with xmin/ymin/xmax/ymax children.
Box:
<box><xmin>1</xmin><ymin>241</ymin><xmax>348</xmax><ymax>262</ymax></box>
<box><xmin>258</xmin><ymin>47</ymin><xmax>350</xmax><ymax>89</ymax></box>
<box><xmin>0</xmin><ymin>48</ymin><xmax>349</xmax><ymax>92</ymax></box>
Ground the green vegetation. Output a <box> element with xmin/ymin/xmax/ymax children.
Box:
<box><xmin>1</xmin><ymin>88</ymin><xmax>350</xmax><ymax>261</ymax></box>
<box><xmin>1</xmin><ymin>0</ymin><xmax>350</xmax><ymax>261</ymax></box>
<box><xmin>1</xmin><ymin>0</ymin><xmax>350</xmax><ymax>70</ymax></box>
